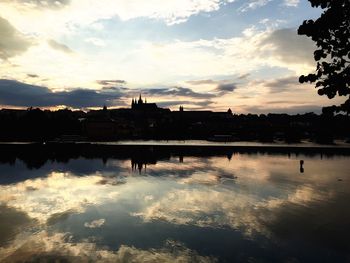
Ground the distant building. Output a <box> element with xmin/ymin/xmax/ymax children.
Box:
<box><xmin>131</xmin><ymin>94</ymin><xmax>158</xmax><ymax>111</ymax></box>
<box><xmin>83</xmin><ymin>96</ymin><xmax>232</xmax><ymax>139</ymax></box>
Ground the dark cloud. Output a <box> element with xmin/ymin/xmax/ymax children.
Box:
<box><xmin>156</xmin><ymin>100</ymin><xmax>193</xmax><ymax>108</ymax></box>
<box><xmin>47</xmin><ymin>210</ymin><xmax>75</xmax><ymax>226</ymax></box>
<box><xmin>54</xmin><ymin>89</ymin><xmax>121</xmax><ymax>108</ymax></box>
<box><xmin>0</xmin><ymin>205</ymin><xmax>34</xmax><ymax>247</ymax></box>
<box><xmin>238</xmin><ymin>95</ymin><xmax>252</xmax><ymax>99</ymax></box>
<box><xmin>0</xmin><ymin>17</ymin><xmax>32</xmax><ymax>59</ymax></box>
<box><xmin>241</xmin><ymin>104</ymin><xmax>322</xmax><ymax>114</ymax></box>
<box><xmin>27</xmin><ymin>74</ymin><xmax>39</xmax><ymax>78</ymax></box>
<box><xmin>144</xmin><ymin>86</ymin><xmax>215</xmax><ymax>99</ymax></box>
<box><xmin>259</xmin><ymin>76</ymin><xmax>302</xmax><ymax>93</ymax></box>
<box><xmin>215</xmin><ymin>83</ymin><xmax>237</xmax><ymax>93</ymax></box>
<box><xmin>97</xmin><ymin>80</ymin><xmax>127</xmax><ymax>86</ymax></box>
<box><xmin>265</xmin><ymin>100</ymin><xmax>296</xmax><ymax>105</ymax></box>
<box><xmin>101</xmin><ymin>86</ymin><xmax>126</xmax><ymax>92</ymax></box>
<box><xmin>193</xmin><ymin>99</ymin><xmax>215</xmax><ymax>107</ymax></box>
<box><xmin>156</xmin><ymin>99</ymin><xmax>214</xmax><ymax>109</ymax></box>
<box><xmin>0</xmin><ymin>80</ymin><xmax>220</xmax><ymax>109</ymax></box>
<box><xmin>237</xmin><ymin>73</ymin><xmax>250</xmax><ymax>80</ymax></box>
<box><xmin>262</xmin><ymin>28</ymin><xmax>315</xmax><ymax>65</ymax></box>
<box><xmin>186</xmin><ymin>79</ymin><xmax>217</xmax><ymax>85</ymax></box>
<box><xmin>0</xmin><ymin>79</ymin><xmax>123</xmax><ymax>108</ymax></box>
<box><xmin>48</xmin><ymin>39</ymin><xmax>73</xmax><ymax>53</ymax></box>
<box><xmin>186</xmin><ymin>78</ymin><xmax>239</xmax><ymax>95</ymax></box>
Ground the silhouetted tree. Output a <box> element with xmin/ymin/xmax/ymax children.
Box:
<box><xmin>298</xmin><ymin>0</ymin><xmax>350</xmax><ymax>114</ymax></box>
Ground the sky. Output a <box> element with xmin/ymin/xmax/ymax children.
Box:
<box><xmin>0</xmin><ymin>0</ymin><xmax>343</xmax><ymax>113</ymax></box>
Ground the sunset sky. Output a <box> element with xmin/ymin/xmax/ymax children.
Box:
<box><xmin>0</xmin><ymin>0</ymin><xmax>344</xmax><ymax>113</ymax></box>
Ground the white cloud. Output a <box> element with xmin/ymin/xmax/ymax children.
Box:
<box><xmin>0</xmin><ymin>0</ymin><xmax>235</xmax><ymax>36</ymax></box>
<box><xmin>85</xmin><ymin>38</ymin><xmax>106</xmax><ymax>47</ymax></box>
<box><xmin>283</xmin><ymin>0</ymin><xmax>299</xmax><ymax>7</ymax></box>
<box><xmin>84</xmin><ymin>219</ymin><xmax>106</xmax><ymax>228</ymax></box>
<box><xmin>238</xmin><ymin>0</ymin><xmax>272</xmax><ymax>12</ymax></box>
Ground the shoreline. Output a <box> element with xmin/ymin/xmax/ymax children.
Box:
<box><xmin>1</xmin><ymin>140</ymin><xmax>350</xmax><ymax>149</ymax></box>
<box><xmin>1</xmin><ymin>141</ymin><xmax>350</xmax><ymax>154</ymax></box>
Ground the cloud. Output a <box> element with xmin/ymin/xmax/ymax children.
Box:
<box><xmin>187</xmin><ymin>78</ymin><xmax>238</xmax><ymax>95</ymax></box>
<box><xmin>261</xmin><ymin>28</ymin><xmax>315</xmax><ymax>66</ymax></box>
<box><xmin>238</xmin><ymin>0</ymin><xmax>272</xmax><ymax>12</ymax></box>
<box><xmin>0</xmin><ymin>171</ymin><xmax>123</xmax><ymax>223</ymax></box>
<box><xmin>283</xmin><ymin>0</ymin><xmax>299</xmax><ymax>7</ymax></box>
<box><xmin>259</xmin><ymin>76</ymin><xmax>300</xmax><ymax>93</ymax></box>
<box><xmin>135</xmin><ymin>0</ymin><xmax>225</xmax><ymax>25</ymax></box>
<box><xmin>55</xmin><ymin>89</ymin><xmax>120</xmax><ymax>108</ymax></box>
<box><xmin>0</xmin><ymin>79</ymin><xmax>221</xmax><ymax>109</ymax></box>
<box><xmin>0</xmin><ymin>19</ymin><xmax>315</xmax><ymax>98</ymax></box>
<box><xmin>133</xmin><ymin>188</ymin><xmax>262</xmax><ymax>233</ymax></box>
<box><xmin>132</xmin><ymin>154</ymin><xmax>348</xmax><ymax>239</ymax></box>
<box><xmin>118</xmin><ymin>27</ymin><xmax>315</xmax><ymax>85</ymax></box>
<box><xmin>48</xmin><ymin>39</ymin><xmax>73</xmax><ymax>53</ymax></box>
<box><xmin>0</xmin><ymin>232</ymin><xmax>215</xmax><ymax>263</ymax></box>
<box><xmin>0</xmin><ymin>149</ymin><xmax>348</xmax><ymax>261</ymax></box>
<box><xmin>237</xmin><ymin>73</ymin><xmax>250</xmax><ymax>80</ymax></box>
<box><xmin>0</xmin><ymin>17</ymin><xmax>32</xmax><ymax>59</ymax></box>
<box><xmin>186</xmin><ymin>79</ymin><xmax>218</xmax><ymax>85</ymax></box>
<box><xmin>84</xmin><ymin>218</ymin><xmax>105</xmax><ymax>228</ymax></box>
<box><xmin>0</xmin><ymin>0</ymin><xmax>319</xmax><ymax>114</ymax></box>
<box><xmin>156</xmin><ymin>100</ymin><xmax>195</xmax><ymax>108</ymax></box>
<box><xmin>156</xmin><ymin>99</ymin><xmax>214</xmax><ymax>109</ymax></box>
<box><xmin>85</xmin><ymin>37</ymin><xmax>106</xmax><ymax>47</ymax></box>
<box><xmin>144</xmin><ymin>86</ymin><xmax>215</xmax><ymax>99</ymax></box>
<box><xmin>0</xmin><ymin>205</ymin><xmax>34</xmax><ymax>247</ymax></box>
<box><xmin>97</xmin><ymin>80</ymin><xmax>127</xmax><ymax>86</ymax></box>
<box><xmin>0</xmin><ymin>79</ymin><xmax>122</xmax><ymax>108</ymax></box>
<box><xmin>215</xmin><ymin>83</ymin><xmax>237</xmax><ymax>93</ymax></box>
<box><xmin>241</xmin><ymin>104</ymin><xmax>323</xmax><ymax>114</ymax></box>
<box><xmin>1</xmin><ymin>0</ymin><xmax>234</xmax><ymax>27</ymax></box>
<box><xmin>26</xmin><ymin>74</ymin><xmax>39</xmax><ymax>78</ymax></box>
<box><xmin>2</xmin><ymin>0</ymin><xmax>70</xmax><ymax>9</ymax></box>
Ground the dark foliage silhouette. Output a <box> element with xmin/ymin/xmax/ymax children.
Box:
<box><xmin>1</xmin><ymin>107</ymin><xmax>350</xmax><ymax>143</ymax></box>
<box><xmin>298</xmin><ymin>0</ymin><xmax>350</xmax><ymax>114</ymax></box>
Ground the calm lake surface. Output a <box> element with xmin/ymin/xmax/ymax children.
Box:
<box><xmin>0</xmin><ymin>145</ymin><xmax>349</xmax><ymax>262</ymax></box>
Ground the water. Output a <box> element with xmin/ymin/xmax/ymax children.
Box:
<box><xmin>94</xmin><ymin>139</ymin><xmax>350</xmax><ymax>147</ymax></box>
<box><xmin>0</xmin><ymin>146</ymin><xmax>349</xmax><ymax>262</ymax></box>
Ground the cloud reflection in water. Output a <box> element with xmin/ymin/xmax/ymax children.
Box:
<box><xmin>0</xmin><ymin>151</ymin><xmax>349</xmax><ymax>262</ymax></box>
<box><xmin>0</xmin><ymin>231</ymin><xmax>216</xmax><ymax>263</ymax></box>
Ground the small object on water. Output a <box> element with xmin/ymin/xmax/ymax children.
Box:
<box><xmin>299</xmin><ymin>160</ymin><xmax>304</xmax><ymax>173</ymax></box>
<box><xmin>338</xmin><ymin>178</ymin><xmax>343</xmax><ymax>181</ymax></box>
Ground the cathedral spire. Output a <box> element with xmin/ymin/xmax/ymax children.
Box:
<box><xmin>138</xmin><ymin>94</ymin><xmax>143</xmax><ymax>104</ymax></box>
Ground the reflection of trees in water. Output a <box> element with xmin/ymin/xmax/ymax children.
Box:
<box><xmin>1</xmin><ymin>144</ymin><xmax>350</xmax><ymax>170</ymax></box>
